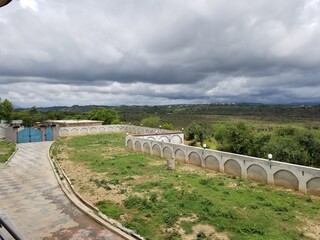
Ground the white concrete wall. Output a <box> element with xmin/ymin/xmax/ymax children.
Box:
<box><xmin>0</xmin><ymin>124</ymin><xmax>6</xmax><ymax>139</ymax></box>
<box><xmin>58</xmin><ymin>124</ymin><xmax>320</xmax><ymax>196</ymax></box>
<box><xmin>126</xmin><ymin>135</ymin><xmax>320</xmax><ymax>196</ymax></box>
<box><xmin>59</xmin><ymin>124</ymin><xmax>181</xmax><ymax>138</ymax></box>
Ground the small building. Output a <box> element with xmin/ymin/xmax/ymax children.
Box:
<box><xmin>46</xmin><ymin>120</ymin><xmax>103</xmax><ymax>127</ymax></box>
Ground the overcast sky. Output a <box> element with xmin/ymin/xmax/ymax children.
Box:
<box><xmin>0</xmin><ymin>0</ymin><xmax>320</xmax><ymax>107</ymax></box>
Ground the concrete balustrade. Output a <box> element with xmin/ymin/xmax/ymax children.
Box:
<box><xmin>58</xmin><ymin>124</ymin><xmax>320</xmax><ymax>196</ymax></box>
<box><xmin>125</xmin><ymin>131</ymin><xmax>320</xmax><ymax>196</ymax></box>
<box><xmin>59</xmin><ymin>124</ymin><xmax>178</xmax><ymax>137</ymax></box>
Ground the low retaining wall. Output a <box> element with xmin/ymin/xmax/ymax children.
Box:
<box><xmin>59</xmin><ymin>124</ymin><xmax>183</xmax><ymax>143</ymax></box>
<box><xmin>58</xmin><ymin>124</ymin><xmax>320</xmax><ymax>196</ymax></box>
<box><xmin>126</xmin><ymin>135</ymin><xmax>320</xmax><ymax>196</ymax></box>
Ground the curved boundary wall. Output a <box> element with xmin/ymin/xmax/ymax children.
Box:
<box><xmin>58</xmin><ymin>124</ymin><xmax>320</xmax><ymax>196</ymax></box>
<box><xmin>125</xmin><ymin>132</ymin><xmax>320</xmax><ymax>197</ymax></box>
<box><xmin>59</xmin><ymin>124</ymin><xmax>181</xmax><ymax>140</ymax></box>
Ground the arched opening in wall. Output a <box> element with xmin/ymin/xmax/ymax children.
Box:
<box><xmin>147</xmin><ymin>137</ymin><xmax>155</xmax><ymax>140</ymax></box>
<box><xmin>80</xmin><ymin>128</ymin><xmax>89</xmax><ymax>135</ymax></box>
<box><xmin>159</xmin><ymin>136</ymin><xmax>170</xmax><ymax>142</ymax></box>
<box><xmin>224</xmin><ymin>159</ymin><xmax>242</xmax><ymax>177</ymax></box>
<box><xmin>175</xmin><ymin>149</ymin><xmax>186</xmax><ymax>163</ymax></box>
<box><xmin>70</xmin><ymin>128</ymin><xmax>79</xmax><ymax>136</ymax></box>
<box><xmin>60</xmin><ymin>129</ymin><xmax>69</xmax><ymax>136</ymax></box>
<box><xmin>163</xmin><ymin>147</ymin><xmax>173</xmax><ymax>160</ymax></box>
<box><xmin>307</xmin><ymin>177</ymin><xmax>320</xmax><ymax>196</ymax></box>
<box><xmin>90</xmin><ymin>127</ymin><xmax>97</xmax><ymax>133</ymax></box>
<box><xmin>171</xmin><ymin>135</ymin><xmax>182</xmax><ymax>144</ymax></box>
<box><xmin>189</xmin><ymin>152</ymin><xmax>201</xmax><ymax>167</ymax></box>
<box><xmin>134</xmin><ymin>141</ymin><xmax>142</xmax><ymax>152</ymax></box>
<box><xmin>143</xmin><ymin>143</ymin><xmax>151</xmax><ymax>154</ymax></box>
<box><xmin>115</xmin><ymin>127</ymin><xmax>121</xmax><ymax>132</ymax></box>
<box><xmin>127</xmin><ymin>139</ymin><xmax>133</xmax><ymax>150</ymax></box>
<box><xmin>99</xmin><ymin>127</ymin><xmax>106</xmax><ymax>133</ymax></box>
<box><xmin>247</xmin><ymin>164</ymin><xmax>267</xmax><ymax>183</ymax></box>
<box><xmin>274</xmin><ymin>170</ymin><xmax>299</xmax><ymax>191</ymax></box>
<box><xmin>204</xmin><ymin>155</ymin><xmax>219</xmax><ymax>171</ymax></box>
<box><xmin>152</xmin><ymin>144</ymin><xmax>161</xmax><ymax>156</ymax></box>
<box><xmin>107</xmin><ymin>127</ymin><xmax>115</xmax><ymax>133</ymax></box>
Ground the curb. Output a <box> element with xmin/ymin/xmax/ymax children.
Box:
<box><xmin>46</xmin><ymin>142</ymin><xmax>144</xmax><ymax>240</ymax></box>
<box><xmin>1</xmin><ymin>144</ymin><xmax>18</xmax><ymax>168</ymax></box>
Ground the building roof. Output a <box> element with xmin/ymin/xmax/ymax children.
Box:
<box><xmin>49</xmin><ymin>120</ymin><xmax>103</xmax><ymax>124</ymax></box>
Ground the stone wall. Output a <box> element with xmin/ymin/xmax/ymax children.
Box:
<box><xmin>126</xmin><ymin>134</ymin><xmax>320</xmax><ymax>196</ymax></box>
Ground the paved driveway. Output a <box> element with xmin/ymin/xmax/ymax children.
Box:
<box><xmin>0</xmin><ymin>142</ymin><xmax>124</xmax><ymax>240</ymax></box>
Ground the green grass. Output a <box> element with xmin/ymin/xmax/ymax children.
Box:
<box><xmin>0</xmin><ymin>140</ymin><xmax>15</xmax><ymax>163</ymax></box>
<box><xmin>51</xmin><ymin>134</ymin><xmax>320</xmax><ymax>240</ymax></box>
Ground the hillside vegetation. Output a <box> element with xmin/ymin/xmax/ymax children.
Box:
<box><xmin>4</xmin><ymin>97</ymin><xmax>320</xmax><ymax>168</ymax></box>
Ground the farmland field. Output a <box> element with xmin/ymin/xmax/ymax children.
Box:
<box><xmin>51</xmin><ymin>133</ymin><xmax>320</xmax><ymax>240</ymax></box>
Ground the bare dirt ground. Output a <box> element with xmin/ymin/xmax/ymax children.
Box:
<box><xmin>299</xmin><ymin>216</ymin><xmax>320</xmax><ymax>240</ymax></box>
<box><xmin>57</xmin><ymin>157</ymin><xmax>231</xmax><ymax>239</ymax></box>
<box><xmin>60</xmin><ymin>159</ymin><xmax>128</xmax><ymax>204</ymax></box>
<box><xmin>175</xmin><ymin>216</ymin><xmax>229</xmax><ymax>240</ymax></box>
<box><xmin>57</xmin><ymin>152</ymin><xmax>320</xmax><ymax>240</ymax></box>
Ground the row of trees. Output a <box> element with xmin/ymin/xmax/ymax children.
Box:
<box><xmin>140</xmin><ymin>116</ymin><xmax>174</xmax><ymax>130</ymax></box>
<box><xmin>0</xmin><ymin>98</ymin><xmax>122</xmax><ymax>126</ymax></box>
<box><xmin>185</xmin><ymin>121</ymin><xmax>320</xmax><ymax>168</ymax></box>
<box><xmin>3</xmin><ymin>97</ymin><xmax>320</xmax><ymax>168</ymax></box>
<box><xmin>1</xmin><ymin>98</ymin><xmax>172</xmax><ymax>128</ymax></box>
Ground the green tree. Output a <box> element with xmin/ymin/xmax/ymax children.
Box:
<box><xmin>214</xmin><ymin>122</ymin><xmax>254</xmax><ymax>155</ymax></box>
<box><xmin>162</xmin><ymin>123</ymin><xmax>175</xmax><ymax>130</ymax></box>
<box><xmin>141</xmin><ymin>116</ymin><xmax>161</xmax><ymax>128</ymax></box>
<box><xmin>185</xmin><ymin>123</ymin><xmax>206</xmax><ymax>145</ymax></box>
<box><xmin>89</xmin><ymin>108</ymin><xmax>120</xmax><ymax>124</ymax></box>
<box><xmin>14</xmin><ymin>110</ymin><xmax>33</xmax><ymax>126</ymax></box>
<box><xmin>297</xmin><ymin>130</ymin><xmax>320</xmax><ymax>167</ymax></box>
<box><xmin>29</xmin><ymin>106</ymin><xmax>46</xmax><ymax>124</ymax></box>
<box><xmin>64</xmin><ymin>113</ymin><xmax>87</xmax><ymax>120</ymax></box>
<box><xmin>46</xmin><ymin>110</ymin><xmax>65</xmax><ymax>120</ymax></box>
<box><xmin>262</xmin><ymin>135</ymin><xmax>309</xmax><ymax>165</ymax></box>
<box><xmin>0</xmin><ymin>98</ymin><xmax>14</xmax><ymax>122</ymax></box>
<box><xmin>250</xmin><ymin>132</ymin><xmax>271</xmax><ymax>157</ymax></box>
<box><xmin>12</xmin><ymin>106</ymin><xmax>46</xmax><ymax>126</ymax></box>
<box><xmin>248</xmin><ymin>126</ymin><xmax>320</xmax><ymax>167</ymax></box>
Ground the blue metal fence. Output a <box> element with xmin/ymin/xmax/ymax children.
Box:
<box><xmin>45</xmin><ymin>127</ymin><xmax>53</xmax><ymax>141</ymax></box>
<box><xmin>17</xmin><ymin>128</ymin><xmax>42</xmax><ymax>143</ymax></box>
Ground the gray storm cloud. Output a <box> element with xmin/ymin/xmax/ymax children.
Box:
<box><xmin>0</xmin><ymin>0</ymin><xmax>319</xmax><ymax>107</ymax></box>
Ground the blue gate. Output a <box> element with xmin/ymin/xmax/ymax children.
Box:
<box><xmin>45</xmin><ymin>127</ymin><xmax>53</xmax><ymax>141</ymax></box>
<box><xmin>17</xmin><ymin>128</ymin><xmax>43</xmax><ymax>143</ymax></box>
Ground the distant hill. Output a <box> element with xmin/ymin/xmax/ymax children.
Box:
<box><xmin>32</xmin><ymin>103</ymin><xmax>320</xmax><ymax>120</ymax></box>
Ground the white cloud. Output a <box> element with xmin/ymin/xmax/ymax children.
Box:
<box><xmin>0</xmin><ymin>0</ymin><xmax>320</xmax><ymax>106</ymax></box>
<box><xmin>19</xmin><ymin>0</ymin><xmax>39</xmax><ymax>11</ymax></box>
